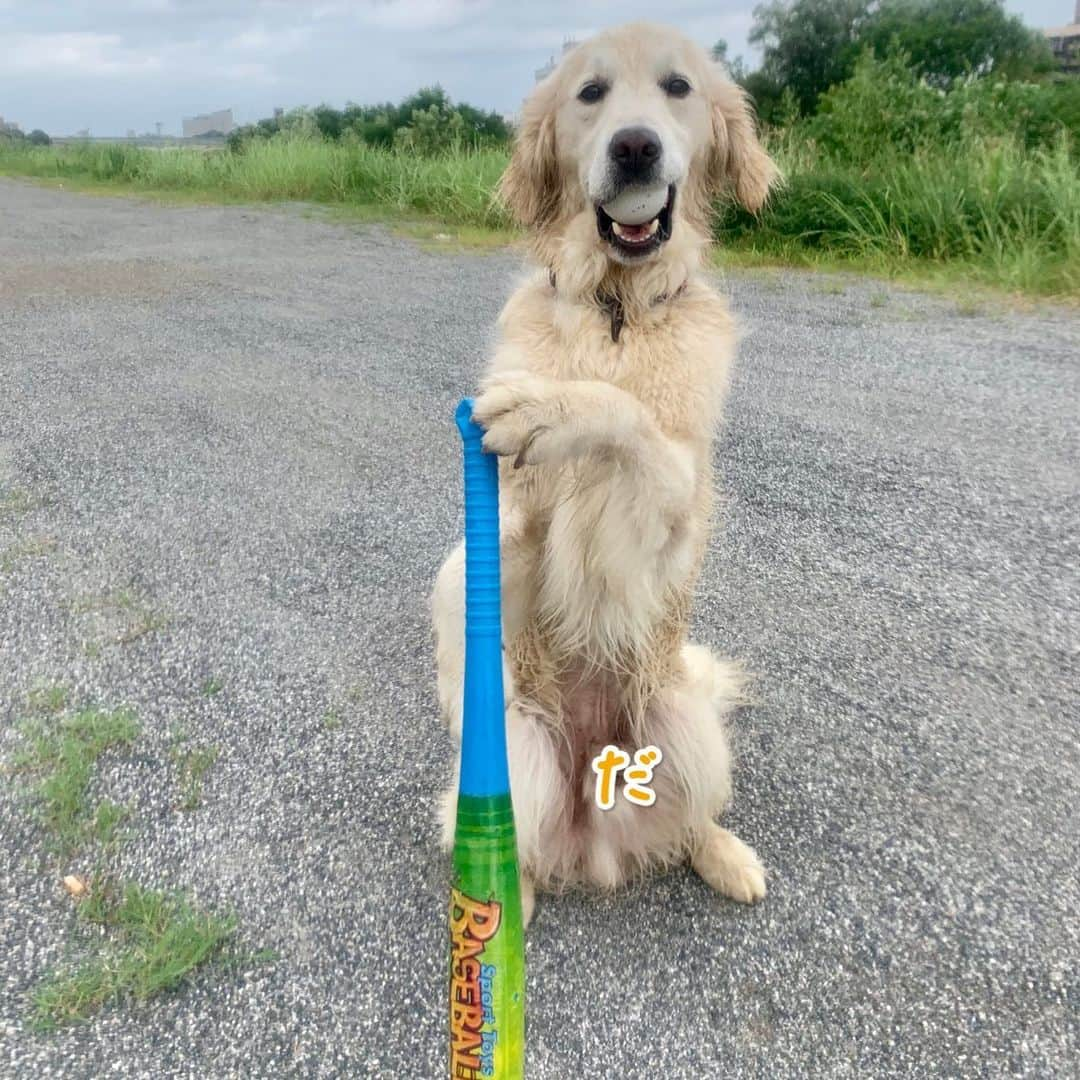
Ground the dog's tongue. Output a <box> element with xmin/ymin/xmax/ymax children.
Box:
<box><xmin>611</xmin><ymin>220</ymin><xmax>655</xmax><ymax>244</ymax></box>
<box><xmin>617</xmin><ymin>222</ymin><xmax>648</xmax><ymax>241</ymax></box>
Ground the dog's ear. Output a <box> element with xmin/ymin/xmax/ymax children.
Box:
<box><xmin>499</xmin><ymin>78</ymin><xmax>560</xmax><ymax>229</ymax></box>
<box><xmin>707</xmin><ymin>72</ymin><xmax>778</xmax><ymax>213</ymax></box>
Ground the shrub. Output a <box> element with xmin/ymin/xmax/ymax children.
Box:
<box><xmin>804</xmin><ymin>51</ymin><xmax>1080</xmax><ymax>163</ymax></box>
<box><xmin>805</xmin><ymin>50</ymin><xmax>945</xmax><ymax>159</ymax></box>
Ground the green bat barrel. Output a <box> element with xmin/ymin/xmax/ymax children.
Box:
<box><xmin>448</xmin><ymin>399</ymin><xmax>525</xmax><ymax>1080</ymax></box>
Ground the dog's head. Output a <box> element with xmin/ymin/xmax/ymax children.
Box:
<box><xmin>501</xmin><ymin>22</ymin><xmax>777</xmax><ymax>276</ymax></box>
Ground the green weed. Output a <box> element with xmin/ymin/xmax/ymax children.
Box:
<box><xmin>27</xmin><ymin>684</ymin><xmax>69</xmax><ymax>714</ymax></box>
<box><xmin>1</xmin><ymin>536</ymin><xmax>57</xmax><ymax>572</ymax></box>
<box><xmin>69</xmin><ymin>589</ymin><xmax>169</xmax><ymax>648</ymax></box>
<box><xmin>0</xmin><ymin>488</ymin><xmax>36</xmax><ymax>517</ymax></box>
<box><xmin>31</xmin><ymin>877</ymin><xmax>236</xmax><ymax>1030</ymax></box>
<box><xmin>171</xmin><ymin>744</ymin><xmax>219</xmax><ymax>811</ymax></box>
<box><xmin>13</xmin><ymin>707</ymin><xmax>139</xmax><ymax>854</ymax></box>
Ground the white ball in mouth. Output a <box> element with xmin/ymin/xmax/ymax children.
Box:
<box><xmin>601</xmin><ymin>185</ymin><xmax>668</xmax><ymax>226</ymax></box>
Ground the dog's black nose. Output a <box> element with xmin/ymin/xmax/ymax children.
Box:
<box><xmin>609</xmin><ymin>126</ymin><xmax>662</xmax><ymax>179</ymax></box>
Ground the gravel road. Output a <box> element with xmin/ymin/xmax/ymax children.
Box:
<box><xmin>1</xmin><ymin>179</ymin><xmax>1078</xmax><ymax>1079</ymax></box>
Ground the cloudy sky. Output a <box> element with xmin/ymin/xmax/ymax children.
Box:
<box><xmin>0</xmin><ymin>0</ymin><xmax>1067</xmax><ymax>136</ymax></box>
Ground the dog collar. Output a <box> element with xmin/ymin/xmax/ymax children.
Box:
<box><xmin>547</xmin><ymin>270</ymin><xmax>686</xmax><ymax>343</ymax></box>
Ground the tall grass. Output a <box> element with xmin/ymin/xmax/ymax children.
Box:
<box><xmin>720</xmin><ymin>132</ymin><xmax>1080</xmax><ymax>294</ymax></box>
<box><xmin>0</xmin><ymin>135</ymin><xmax>513</xmax><ymax>230</ymax></box>
<box><xmin>2</xmin><ymin>120</ymin><xmax>1078</xmax><ymax>297</ymax></box>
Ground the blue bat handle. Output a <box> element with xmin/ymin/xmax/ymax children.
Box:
<box><xmin>455</xmin><ymin>398</ymin><xmax>510</xmax><ymax>798</ymax></box>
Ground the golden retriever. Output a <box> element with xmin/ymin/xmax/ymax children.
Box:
<box><xmin>433</xmin><ymin>21</ymin><xmax>778</xmax><ymax>924</ymax></box>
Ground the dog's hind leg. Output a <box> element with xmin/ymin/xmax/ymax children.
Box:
<box><xmin>692</xmin><ymin>823</ymin><xmax>766</xmax><ymax>904</ymax></box>
<box><xmin>675</xmin><ymin>643</ymin><xmax>766</xmax><ymax>904</ymax></box>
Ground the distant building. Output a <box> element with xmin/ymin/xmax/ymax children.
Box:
<box><xmin>535</xmin><ymin>38</ymin><xmax>578</xmax><ymax>83</ymax></box>
<box><xmin>182</xmin><ymin>108</ymin><xmax>234</xmax><ymax>138</ymax></box>
<box><xmin>1045</xmin><ymin>2</ymin><xmax>1080</xmax><ymax>74</ymax></box>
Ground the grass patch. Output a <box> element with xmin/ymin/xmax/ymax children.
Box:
<box><xmin>314</xmin><ymin>201</ymin><xmax>514</xmax><ymax>252</ymax></box>
<box><xmin>711</xmin><ymin>242</ymin><xmax>1052</xmax><ymax>310</ymax></box>
<box><xmin>31</xmin><ymin>877</ymin><xmax>236</xmax><ymax>1030</ymax></box>
<box><xmin>171</xmin><ymin>744</ymin><xmax>219</xmax><ymax>811</ymax></box>
<box><xmin>115</xmin><ymin>612</ymin><xmax>168</xmax><ymax>645</ymax></box>
<box><xmin>91</xmin><ymin>800</ymin><xmax>130</xmax><ymax>846</ymax></box>
<box><xmin>200</xmin><ymin>677</ymin><xmax>224</xmax><ymax>697</ymax></box>
<box><xmin>13</xmin><ymin>707</ymin><xmax>139</xmax><ymax>854</ymax></box>
<box><xmin>391</xmin><ymin>218</ymin><xmax>515</xmax><ymax>253</ymax></box>
<box><xmin>815</xmin><ymin>280</ymin><xmax>847</xmax><ymax>295</ymax></box>
<box><xmin>1</xmin><ymin>536</ymin><xmax>57</xmax><ymax>573</ymax></box>
<box><xmin>27</xmin><ymin>683</ymin><xmax>69</xmax><ymax>714</ymax></box>
<box><xmin>0</xmin><ymin>488</ymin><xmax>37</xmax><ymax>517</ymax></box>
<box><xmin>70</xmin><ymin>588</ymin><xmax>138</xmax><ymax>613</ymax></box>
<box><xmin>69</xmin><ymin>588</ymin><xmax>169</xmax><ymax>650</ymax></box>
<box><xmin>322</xmin><ymin>708</ymin><xmax>342</xmax><ymax>731</ymax></box>
<box><xmin>6</xmin><ymin>699</ymin><xmax>264</xmax><ymax>1030</ymax></box>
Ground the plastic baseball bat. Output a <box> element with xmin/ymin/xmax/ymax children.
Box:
<box><xmin>447</xmin><ymin>398</ymin><xmax>525</xmax><ymax>1080</ymax></box>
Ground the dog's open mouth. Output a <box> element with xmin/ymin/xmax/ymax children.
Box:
<box><xmin>596</xmin><ymin>185</ymin><xmax>675</xmax><ymax>258</ymax></box>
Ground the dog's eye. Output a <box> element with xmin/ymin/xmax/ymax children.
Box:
<box><xmin>578</xmin><ymin>81</ymin><xmax>607</xmax><ymax>104</ymax></box>
<box><xmin>662</xmin><ymin>75</ymin><xmax>692</xmax><ymax>98</ymax></box>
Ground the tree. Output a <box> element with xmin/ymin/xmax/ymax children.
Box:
<box><xmin>859</xmin><ymin>0</ymin><xmax>1053</xmax><ymax>88</ymax></box>
<box><xmin>394</xmin><ymin>105</ymin><xmax>467</xmax><ymax>154</ymax></box>
<box><xmin>28</xmin><ymin>129</ymin><xmax>52</xmax><ymax>146</ymax></box>
<box><xmin>712</xmin><ymin>38</ymin><xmax>750</xmax><ymax>83</ymax></box>
<box><xmin>746</xmin><ymin>0</ymin><xmax>1053</xmax><ymax>119</ymax></box>
<box><xmin>740</xmin><ymin>70</ymin><xmax>786</xmax><ymax>123</ymax></box>
<box><xmin>749</xmin><ymin>0</ymin><xmax>870</xmax><ymax>115</ymax></box>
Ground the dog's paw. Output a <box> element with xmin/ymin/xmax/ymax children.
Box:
<box><xmin>719</xmin><ymin>856</ymin><xmax>767</xmax><ymax>905</ymax></box>
<box><xmin>692</xmin><ymin>826</ymin><xmax>767</xmax><ymax>905</ymax></box>
<box><xmin>473</xmin><ymin>371</ymin><xmax>571</xmax><ymax>468</ymax></box>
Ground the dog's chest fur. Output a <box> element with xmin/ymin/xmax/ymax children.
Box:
<box><xmin>498</xmin><ymin>277</ymin><xmax>735</xmax><ymax>438</ymax></box>
<box><xmin>499</xmin><ymin>276</ymin><xmax>734</xmax><ymax>701</ymax></box>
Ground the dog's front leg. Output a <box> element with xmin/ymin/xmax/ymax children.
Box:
<box><xmin>474</xmin><ymin>372</ymin><xmax>700</xmax><ymax>650</ymax></box>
